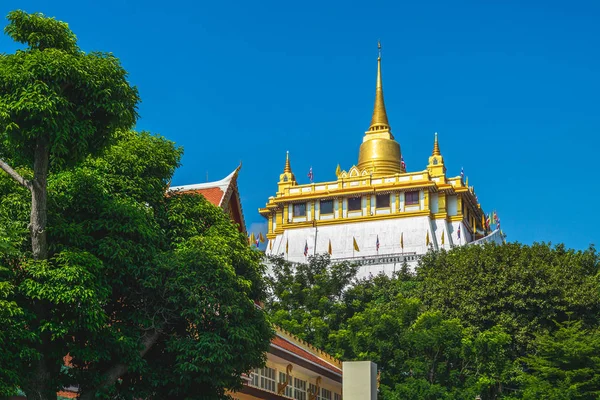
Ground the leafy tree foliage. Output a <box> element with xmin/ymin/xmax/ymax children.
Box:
<box><xmin>516</xmin><ymin>320</ymin><xmax>600</xmax><ymax>399</ymax></box>
<box><xmin>266</xmin><ymin>254</ymin><xmax>358</xmax><ymax>352</ymax></box>
<box><xmin>266</xmin><ymin>243</ymin><xmax>599</xmax><ymax>399</ymax></box>
<box><xmin>0</xmin><ymin>130</ymin><xmax>272</xmax><ymax>399</ymax></box>
<box><xmin>418</xmin><ymin>243</ymin><xmax>600</xmax><ymax>353</ymax></box>
<box><xmin>0</xmin><ymin>11</ymin><xmax>139</xmax><ymax>398</ymax></box>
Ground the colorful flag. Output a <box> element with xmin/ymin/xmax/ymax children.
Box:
<box><xmin>400</xmin><ymin>232</ymin><xmax>404</xmax><ymax>249</ymax></box>
<box><xmin>486</xmin><ymin>214</ymin><xmax>491</xmax><ymax>230</ymax></box>
<box><xmin>466</xmin><ymin>176</ymin><xmax>469</xmax><ymax>187</ymax></box>
<box><xmin>255</xmin><ymin>235</ymin><xmax>260</xmax><ymax>247</ymax></box>
<box><xmin>496</xmin><ymin>216</ymin><xmax>501</xmax><ymax>231</ymax></box>
<box><xmin>481</xmin><ymin>215</ymin><xmax>485</xmax><ymax>232</ymax></box>
<box><xmin>328</xmin><ymin>239</ymin><xmax>332</xmax><ymax>255</ymax></box>
<box><xmin>426</xmin><ymin>231</ymin><xmax>430</xmax><ymax>246</ymax></box>
<box><xmin>401</xmin><ymin>156</ymin><xmax>406</xmax><ymax>170</ymax></box>
<box><xmin>376</xmin><ymin>235</ymin><xmax>380</xmax><ymax>251</ymax></box>
<box><xmin>304</xmin><ymin>241</ymin><xmax>309</xmax><ymax>256</ymax></box>
<box><xmin>335</xmin><ymin>164</ymin><xmax>341</xmax><ymax>177</ymax></box>
<box><xmin>259</xmin><ymin>232</ymin><xmax>265</xmax><ymax>243</ymax></box>
<box><xmin>250</xmin><ymin>232</ymin><xmax>256</xmax><ymax>246</ymax></box>
<box><xmin>308</xmin><ymin>166</ymin><xmax>313</xmax><ymax>182</ymax></box>
<box><xmin>457</xmin><ymin>225</ymin><xmax>461</xmax><ymax>240</ymax></box>
<box><xmin>460</xmin><ymin>167</ymin><xmax>464</xmax><ymax>180</ymax></box>
<box><xmin>441</xmin><ymin>230</ymin><xmax>445</xmax><ymax>245</ymax></box>
<box><xmin>353</xmin><ymin>237</ymin><xmax>360</xmax><ymax>252</ymax></box>
<box><xmin>285</xmin><ymin>239</ymin><xmax>289</xmax><ymax>254</ymax></box>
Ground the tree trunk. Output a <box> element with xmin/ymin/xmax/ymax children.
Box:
<box><xmin>23</xmin><ymin>138</ymin><xmax>54</xmax><ymax>400</ymax></box>
<box><xmin>30</xmin><ymin>137</ymin><xmax>49</xmax><ymax>260</ymax></box>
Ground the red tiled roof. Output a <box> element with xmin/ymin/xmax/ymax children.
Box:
<box><xmin>186</xmin><ymin>187</ymin><xmax>225</xmax><ymax>207</ymax></box>
<box><xmin>271</xmin><ymin>336</ymin><xmax>342</xmax><ymax>375</ymax></box>
<box><xmin>57</xmin><ymin>391</ymin><xmax>77</xmax><ymax>399</ymax></box>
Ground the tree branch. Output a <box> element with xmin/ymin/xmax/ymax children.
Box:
<box><xmin>0</xmin><ymin>158</ymin><xmax>31</xmax><ymax>190</ymax></box>
<box><xmin>79</xmin><ymin>330</ymin><xmax>162</xmax><ymax>400</ymax></box>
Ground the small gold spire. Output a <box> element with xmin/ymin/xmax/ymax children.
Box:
<box><xmin>368</xmin><ymin>41</ymin><xmax>390</xmax><ymax>133</ymax></box>
<box><xmin>284</xmin><ymin>151</ymin><xmax>292</xmax><ymax>173</ymax></box>
<box><xmin>432</xmin><ymin>132</ymin><xmax>441</xmax><ymax>156</ymax></box>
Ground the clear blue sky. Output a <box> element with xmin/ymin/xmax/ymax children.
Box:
<box><xmin>2</xmin><ymin>0</ymin><xmax>599</xmax><ymax>250</ymax></box>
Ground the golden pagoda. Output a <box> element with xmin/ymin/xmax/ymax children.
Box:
<box><xmin>259</xmin><ymin>43</ymin><xmax>503</xmax><ymax>276</ymax></box>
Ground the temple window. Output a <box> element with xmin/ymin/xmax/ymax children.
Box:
<box><xmin>376</xmin><ymin>193</ymin><xmax>390</xmax><ymax>208</ymax></box>
<box><xmin>250</xmin><ymin>367</ymin><xmax>276</xmax><ymax>392</ymax></box>
<box><xmin>260</xmin><ymin>366</ymin><xmax>276</xmax><ymax>392</ymax></box>
<box><xmin>320</xmin><ymin>388</ymin><xmax>333</xmax><ymax>400</ymax></box>
<box><xmin>320</xmin><ymin>199</ymin><xmax>334</xmax><ymax>214</ymax></box>
<box><xmin>334</xmin><ymin>393</ymin><xmax>342</xmax><ymax>400</ymax></box>
<box><xmin>405</xmin><ymin>191</ymin><xmax>419</xmax><ymax>205</ymax></box>
<box><xmin>294</xmin><ymin>378</ymin><xmax>307</xmax><ymax>400</ymax></box>
<box><xmin>293</xmin><ymin>203</ymin><xmax>306</xmax><ymax>217</ymax></box>
<box><xmin>348</xmin><ymin>196</ymin><xmax>361</xmax><ymax>211</ymax></box>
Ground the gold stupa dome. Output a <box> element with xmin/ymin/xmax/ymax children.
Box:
<box><xmin>357</xmin><ymin>42</ymin><xmax>405</xmax><ymax>175</ymax></box>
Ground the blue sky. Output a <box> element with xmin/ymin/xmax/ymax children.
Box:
<box><xmin>1</xmin><ymin>0</ymin><xmax>599</xmax><ymax>250</ymax></box>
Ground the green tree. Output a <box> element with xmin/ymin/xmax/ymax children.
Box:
<box><xmin>418</xmin><ymin>243</ymin><xmax>600</xmax><ymax>354</ymax></box>
<box><xmin>517</xmin><ymin>320</ymin><xmax>600</xmax><ymax>400</ymax></box>
<box><xmin>1</xmin><ymin>130</ymin><xmax>272</xmax><ymax>399</ymax></box>
<box><xmin>266</xmin><ymin>254</ymin><xmax>359</xmax><ymax>353</ymax></box>
<box><xmin>0</xmin><ymin>11</ymin><xmax>139</xmax><ymax>398</ymax></box>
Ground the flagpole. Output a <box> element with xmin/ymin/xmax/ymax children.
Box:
<box><xmin>313</xmin><ymin>219</ymin><xmax>318</xmax><ymax>256</ymax></box>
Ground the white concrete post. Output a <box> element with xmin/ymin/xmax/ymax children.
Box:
<box><xmin>342</xmin><ymin>361</ymin><xmax>377</xmax><ymax>400</ymax></box>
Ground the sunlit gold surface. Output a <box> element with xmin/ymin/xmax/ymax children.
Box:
<box><xmin>284</xmin><ymin>151</ymin><xmax>292</xmax><ymax>173</ymax></box>
<box><xmin>368</xmin><ymin>42</ymin><xmax>390</xmax><ymax>133</ymax></box>
<box><xmin>357</xmin><ymin>42</ymin><xmax>404</xmax><ymax>175</ymax></box>
<box><xmin>357</xmin><ymin>139</ymin><xmax>402</xmax><ymax>175</ymax></box>
<box><xmin>432</xmin><ymin>132</ymin><xmax>440</xmax><ymax>156</ymax></box>
<box><xmin>427</xmin><ymin>133</ymin><xmax>446</xmax><ymax>178</ymax></box>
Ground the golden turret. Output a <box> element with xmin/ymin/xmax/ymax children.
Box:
<box><xmin>427</xmin><ymin>132</ymin><xmax>446</xmax><ymax>178</ymax></box>
<box><xmin>357</xmin><ymin>42</ymin><xmax>404</xmax><ymax>176</ymax></box>
<box><xmin>278</xmin><ymin>151</ymin><xmax>296</xmax><ymax>190</ymax></box>
<box><xmin>284</xmin><ymin>150</ymin><xmax>292</xmax><ymax>173</ymax></box>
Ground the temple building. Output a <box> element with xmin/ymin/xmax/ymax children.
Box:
<box><xmin>259</xmin><ymin>44</ymin><xmax>503</xmax><ymax>277</ymax></box>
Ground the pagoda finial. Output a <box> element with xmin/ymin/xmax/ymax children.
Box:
<box><xmin>368</xmin><ymin>41</ymin><xmax>390</xmax><ymax>133</ymax></box>
<box><xmin>284</xmin><ymin>151</ymin><xmax>292</xmax><ymax>173</ymax></box>
<box><xmin>432</xmin><ymin>132</ymin><xmax>441</xmax><ymax>156</ymax></box>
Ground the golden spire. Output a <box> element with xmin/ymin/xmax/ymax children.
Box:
<box><xmin>357</xmin><ymin>41</ymin><xmax>403</xmax><ymax>176</ymax></box>
<box><xmin>284</xmin><ymin>151</ymin><xmax>292</xmax><ymax>173</ymax></box>
<box><xmin>279</xmin><ymin>151</ymin><xmax>296</xmax><ymax>186</ymax></box>
<box><xmin>368</xmin><ymin>41</ymin><xmax>390</xmax><ymax>133</ymax></box>
<box><xmin>432</xmin><ymin>132</ymin><xmax>441</xmax><ymax>156</ymax></box>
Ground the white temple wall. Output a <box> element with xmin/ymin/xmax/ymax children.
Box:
<box><xmin>267</xmin><ymin>216</ymin><xmax>439</xmax><ymax>263</ymax></box>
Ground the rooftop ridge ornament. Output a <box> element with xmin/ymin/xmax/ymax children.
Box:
<box><xmin>368</xmin><ymin>40</ymin><xmax>391</xmax><ymax>134</ymax></box>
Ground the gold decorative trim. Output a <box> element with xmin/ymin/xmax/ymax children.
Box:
<box><xmin>273</xmin><ymin>325</ymin><xmax>342</xmax><ymax>368</ymax></box>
